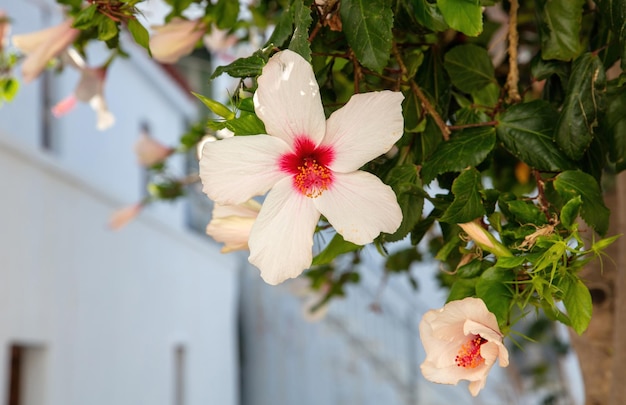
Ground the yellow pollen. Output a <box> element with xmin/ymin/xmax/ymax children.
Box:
<box><xmin>294</xmin><ymin>158</ymin><xmax>332</xmax><ymax>198</ymax></box>
<box><xmin>455</xmin><ymin>335</ymin><xmax>487</xmax><ymax>369</ymax></box>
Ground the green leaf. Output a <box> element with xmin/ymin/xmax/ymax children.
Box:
<box><xmin>421</xmin><ymin>126</ymin><xmax>496</xmax><ymax>184</ymax></box>
<box><xmin>555</xmin><ymin>53</ymin><xmax>607</xmax><ymax>161</ymax></box>
<box><xmin>440</xmin><ymin>168</ymin><xmax>485</xmax><ymax>223</ymax></box>
<box><xmin>596</xmin><ymin>0</ymin><xmax>626</xmax><ymax>71</ymax></box>
<box><xmin>340</xmin><ymin>0</ymin><xmax>393</xmax><ymax>72</ymax></box>
<box><xmin>288</xmin><ymin>0</ymin><xmax>313</xmax><ymax>61</ymax></box>
<box><xmin>603</xmin><ymin>81</ymin><xmax>626</xmax><ymax>171</ymax></box>
<box><xmin>2</xmin><ymin>78</ymin><xmax>19</xmax><ymax>102</ymax></box>
<box><xmin>192</xmin><ymin>92</ymin><xmax>235</xmax><ymax>119</ymax></box>
<box><xmin>506</xmin><ymin>200</ymin><xmax>548</xmax><ymax>226</ymax></box>
<box><xmin>476</xmin><ymin>266</ymin><xmax>514</xmax><ymax>328</ymax></box>
<box><xmin>211</xmin><ymin>55</ymin><xmax>265</xmax><ymax>79</ymax></box>
<box><xmin>560</xmin><ymin>195</ymin><xmax>582</xmax><ymax>230</ymax></box>
<box><xmin>214</xmin><ymin>0</ymin><xmax>240</xmax><ymax>29</ymax></box>
<box><xmin>444</xmin><ymin>44</ymin><xmax>495</xmax><ymax>93</ymax></box>
<box><xmin>385</xmin><ymin>164</ymin><xmax>425</xmax><ymax>242</ymax></box>
<box><xmin>73</xmin><ymin>4</ymin><xmax>98</xmax><ymax>29</ymax></box>
<box><xmin>553</xmin><ymin>170</ymin><xmax>610</xmax><ymax>235</ymax></box>
<box><xmin>437</xmin><ymin>0</ymin><xmax>483</xmax><ymax>37</ymax></box>
<box><xmin>225</xmin><ymin>112</ymin><xmax>267</xmax><ymax>135</ymax></box>
<box><xmin>411</xmin><ymin>0</ymin><xmax>448</xmax><ymax>32</ymax></box>
<box><xmin>385</xmin><ymin>247</ymin><xmax>421</xmax><ymax>272</ymax></box>
<box><xmin>561</xmin><ymin>275</ymin><xmax>592</xmax><ymax>335</ymax></box>
<box><xmin>265</xmin><ymin>4</ymin><xmax>294</xmax><ymax>48</ymax></box>
<box><xmin>98</xmin><ymin>17</ymin><xmax>118</xmax><ymax>42</ymax></box>
<box><xmin>447</xmin><ymin>278</ymin><xmax>477</xmax><ymax>302</ymax></box>
<box><xmin>496</xmin><ymin>100</ymin><xmax>575</xmax><ymax>171</ymax></box>
<box><xmin>536</xmin><ymin>0</ymin><xmax>585</xmax><ymax>61</ymax></box>
<box><xmin>127</xmin><ymin>18</ymin><xmax>151</xmax><ymax>55</ymax></box>
<box><xmin>312</xmin><ymin>233</ymin><xmax>361</xmax><ymax>266</ymax></box>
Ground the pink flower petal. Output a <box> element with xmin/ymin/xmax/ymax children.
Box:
<box><xmin>51</xmin><ymin>94</ymin><xmax>77</xmax><ymax>117</ymax></box>
<box><xmin>253</xmin><ymin>50</ymin><xmax>326</xmax><ymax>148</ymax></box>
<box><xmin>13</xmin><ymin>19</ymin><xmax>79</xmax><ymax>83</ymax></box>
<box><xmin>150</xmin><ymin>18</ymin><xmax>206</xmax><ymax>64</ymax></box>
<box><xmin>323</xmin><ymin>91</ymin><xmax>405</xmax><ymax>173</ymax></box>
<box><xmin>199</xmin><ymin>135</ymin><xmax>290</xmax><ymax>205</ymax></box>
<box><xmin>134</xmin><ymin>133</ymin><xmax>173</xmax><ymax>167</ymax></box>
<box><xmin>108</xmin><ymin>204</ymin><xmax>142</xmax><ymax>230</ymax></box>
<box><xmin>314</xmin><ymin>171</ymin><xmax>402</xmax><ymax>245</ymax></box>
<box><xmin>248</xmin><ymin>178</ymin><xmax>320</xmax><ymax>285</ymax></box>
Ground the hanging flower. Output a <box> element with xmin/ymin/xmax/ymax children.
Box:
<box><xmin>200</xmin><ymin>50</ymin><xmax>404</xmax><ymax>285</ymax></box>
<box><xmin>133</xmin><ymin>131</ymin><xmax>174</xmax><ymax>167</ymax></box>
<box><xmin>202</xmin><ymin>27</ymin><xmax>238</xmax><ymax>61</ymax></box>
<box><xmin>108</xmin><ymin>203</ymin><xmax>143</xmax><ymax>230</ymax></box>
<box><xmin>11</xmin><ymin>18</ymin><xmax>79</xmax><ymax>83</ymax></box>
<box><xmin>206</xmin><ymin>200</ymin><xmax>261</xmax><ymax>253</ymax></box>
<box><xmin>52</xmin><ymin>50</ymin><xmax>115</xmax><ymax>130</ymax></box>
<box><xmin>149</xmin><ymin>18</ymin><xmax>206</xmax><ymax>64</ymax></box>
<box><xmin>419</xmin><ymin>297</ymin><xmax>509</xmax><ymax>397</ymax></box>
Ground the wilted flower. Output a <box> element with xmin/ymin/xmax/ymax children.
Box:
<box><xmin>52</xmin><ymin>49</ymin><xmax>114</xmax><ymax>130</ymax></box>
<box><xmin>12</xmin><ymin>18</ymin><xmax>79</xmax><ymax>83</ymax></box>
<box><xmin>200</xmin><ymin>50</ymin><xmax>404</xmax><ymax>285</ymax></box>
<box><xmin>206</xmin><ymin>200</ymin><xmax>261</xmax><ymax>253</ymax></box>
<box><xmin>149</xmin><ymin>18</ymin><xmax>206</xmax><ymax>64</ymax></box>
<box><xmin>419</xmin><ymin>297</ymin><xmax>509</xmax><ymax>397</ymax></box>
<box><xmin>108</xmin><ymin>203</ymin><xmax>143</xmax><ymax>230</ymax></box>
<box><xmin>134</xmin><ymin>131</ymin><xmax>174</xmax><ymax>167</ymax></box>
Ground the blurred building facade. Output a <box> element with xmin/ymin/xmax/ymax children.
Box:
<box><xmin>0</xmin><ymin>1</ymin><xmax>239</xmax><ymax>405</ymax></box>
<box><xmin>0</xmin><ymin>1</ymin><xmax>582</xmax><ymax>405</ymax></box>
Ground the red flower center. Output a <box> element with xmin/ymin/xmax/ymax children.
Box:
<box><xmin>279</xmin><ymin>136</ymin><xmax>334</xmax><ymax>198</ymax></box>
<box><xmin>455</xmin><ymin>335</ymin><xmax>487</xmax><ymax>369</ymax></box>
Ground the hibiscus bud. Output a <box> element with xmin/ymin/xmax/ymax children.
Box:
<box><xmin>419</xmin><ymin>297</ymin><xmax>509</xmax><ymax>396</ymax></box>
<box><xmin>108</xmin><ymin>203</ymin><xmax>143</xmax><ymax>230</ymax></box>
<box><xmin>134</xmin><ymin>133</ymin><xmax>174</xmax><ymax>167</ymax></box>
<box><xmin>12</xmin><ymin>18</ymin><xmax>79</xmax><ymax>83</ymax></box>
<box><xmin>458</xmin><ymin>220</ymin><xmax>512</xmax><ymax>258</ymax></box>
<box><xmin>149</xmin><ymin>18</ymin><xmax>206</xmax><ymax>64</ymax></box>
<box><xmin>206</xmin><ymin>199</ymin><xmax>261</xmax><ymax>253</ymax></box>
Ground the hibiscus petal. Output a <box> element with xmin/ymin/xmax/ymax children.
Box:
<box><xmin>200</xmin><ymin>135</ymin><xmax>290</xmax><ymax>205</ymax></box>
<box><xmin>248</xmin><ymin>178</ymin><xmax>320</xmax><ymax>285</ymax></box>
<box><xmin>150</xmin><ymin>19</ymin><xmax>206</xmax><ymax>64</ymax></box>
<box><xmin>323</xmin><ymin>91</ymin><xmax>404</xmax><ymax>173</ymax></box>
<box><xmin>253</xmin><ymin>50</ymin><xmax>326</xmax><ymax>148</ymax></box>
<box><xmin>314</xmin><ymin>171</ymin><xmax>401</xmax><ymax>245</ymax></box>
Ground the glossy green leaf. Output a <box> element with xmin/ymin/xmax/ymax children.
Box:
<box><xmin>265</xmin><ymin>3</ymin><xmax>294</xmax><ymax>48</ymax></box>
<box><xmin>536</xmin><ymin>0</ymin><xmax>585</xmax><ymax>61</ymax></box>
<box><xmin>553</xmin><ymin>170</ymin><xmax>610</xmax><ymax>235</ymax></box>
<box><xmin>98</xmin><ymin>17</ymin><xmax>118</xmax><ymax>42</ymax></box>
<box><xmin>555</xmin><ymin>53</ymin><xmax>607</xmax><ymax>161</ymax></box>
<box><xmin>440</xmin><ymin>168</ymin><xmax>485</xmax><ymax>223</ymax></box>
<box><xmin>386</xmin><ymin>247</ymin><xmax>421</xmax><ymax>272</ymax></box>
<box><xmin>411</xmin><ymin>0</ymin><xmax>448</xmax><ymax>32</ymax></box>
<box><xmin>506</xmin><ymin>200</ymin><xmax>548</xmax><ymax>226</ymax></box>
<box><xmin>561</xmin><ymin>275</ymin><xmax>592</xmax><ymax>335</ymax></box>
<box><xmin>192</xmin><ymin>93</ymin><xmax>235</xmax><ymax>120</ymax></box>
<box><xmin>447</xmin><ymin>278</ymin><xmax>477</xmax><ymax>302</ymax></box>
<box><xmin>421</xmin><ymin>127</ymin><xmax>496</xmax><ymax>184</ymax></box>
<box><xmin>211</xmin><ymin>55</ymin><xmax>265</xmax><ymax>79</ymax></box>
<box><xmin>312</xmin><ymin>233</ymin><xmax>360</xmax><ymax>266</ymax></box>
<box><xmin>225</xmin><ymin>112</ymin><xmax>267</xmax><ymax>135</ymax></box>
<box><xmin>597</xmin><ymin>0</ymin><xmax>626</xmax><ymax>71</ymax></box>
<box><xmin>2</xmin><ymin>78</ymin><xmax>19</xmax><ymax>102</ymax></box>
<box><xmin>288</xmin><ymin>0</ymin><xmax>313</xmax><ymax>61</ymax></box>
<box><xmin>444</xmin><ymin>44</ymin><xmax>495</xmax><ymax>94</ymax></box>
<box><xmin>496</xmin><ymin>100</ymin><xmax>575</xmax><ymax>171</ymax></box>
<box><xmin>560</xmin><ymin>195</ymin><xmax>582</xmax><ymax>230</ymax></box>
<box><xmin>385</xmin><ymin>164</ymin><xmax>425</xmax><ymax>242</ymax></box>
<box><xmin>437</xmin><ymin>0</ymin><xmax>482</xmax><ymax>36</ymax></box>
<box><xmin>73</xmin><ymin>4</ymin><xmax>98</xmax><ymax>29</ymax></box>
<box><xmin>476</xmin><ymin>266</ymin><xmax>514</xmax><ymax>329</ymax></box>
<box><xmin>127</xmin><ymin>18</ymin><xmax>151</xmax><ymax>55</ymax></box>
<box><xmin>603</xmin><ymin>81</ymin><xmax>626</xmax><ymax>171</ymax></box>
<box><xmin>340</xmin><ymin>0</ymin><xmax>393</xmax><ymax>72</ymax></box>
<box><xmin>214</xmin><ymin>0</ymin><xmax>240</xmax><ymax>29</ymax></box>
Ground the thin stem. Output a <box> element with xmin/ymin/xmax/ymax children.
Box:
<box><xmin>506</xmin><ymin>0</ymin><xmax>521</xmax><ymax>103</ymax></box>
<box><xmin>448</xmin><ymin>121</ymin><xmax>498</xmax><ymax>131</ymax></box>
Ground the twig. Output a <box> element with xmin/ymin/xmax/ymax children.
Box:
<box><xmin>448</xmin><ymin>121</ymin><xmax>499</xmax><ymax>131</ymax></box>
<box><xmin>506</xmin><ymin>0</ymin><xmax>521</xmax><ymax>103</ymax></box>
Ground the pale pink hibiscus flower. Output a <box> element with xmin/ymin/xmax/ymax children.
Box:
<box><xmin>419</xmin><ymin>297</ymin><xmax>509</xmax><ymax>396</ymax></box>
<box><xmin>12</xmin><ymin>18</ymin><xmax>79</xmax><ymax>83</ymax></box>
<box><xmin>149</xmin><ymin>18</ymin><xmax>206</xmax><ymax>64</ymax></box>
<box><xmin>108</xmin><ymin>203</ymin><xmax>144</xmax><ymax>230</ymax></box>
<box><xmin>199</xmin><ymin>50</ymin><xmax>404</xmax><ymax>285</ymax></box>
<box><xmin>51</xmin><ymin>49</ymin><xmax>114</xmax><ymax>131</ymax></box>
<box><xmin>134</xmin><ymin>132</ymin><xmax>174</xmax><ymax>167</ymax></box>
<box><xmin>206</xmin><ymin>200</ymin><xmax>261</xmax><ymax>253</ymax></box>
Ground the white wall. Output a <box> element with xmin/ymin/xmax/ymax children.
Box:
<box><xmin>0</xmin><ymin>134</ymin><xmax>240</xmax><ymax>405</ymax></box>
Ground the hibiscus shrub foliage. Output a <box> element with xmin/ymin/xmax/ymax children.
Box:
<box><xmin>6</xmin><ymin>0</ymin><xmax>626</xmax><ymax>396</ymax></box>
